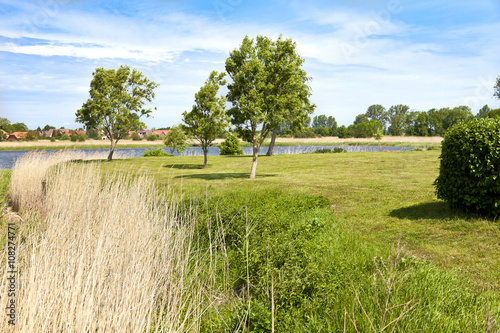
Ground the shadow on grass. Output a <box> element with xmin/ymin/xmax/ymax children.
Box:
<box><xmin>175</xmin><ymin>173</ymin><xmax>276</xmax><ymax>180</ymax></box>
<box><xmin>389</xmin><ymin>201</ymin><xmax>467</xmax><ymax>220</ymax></box>
<box><xmin>163</xmin><ymin>164</ymin><xmax>208</xmax><ymax>170</ymax></box>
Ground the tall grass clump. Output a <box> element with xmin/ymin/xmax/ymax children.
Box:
<box><xmin>195</xmin><ymin>189</ymin><xmax>500</xmax><ymax>332</ymax></box>
<box><xmin>0</xmin><ymin>152</ymin><xmax>222</xmax><ymax>332</ymax></box>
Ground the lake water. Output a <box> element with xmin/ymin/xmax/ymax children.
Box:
<box><xmin>0</xmin><ymin>145</ymin><xmax>413</xmax><ymax>169</ymax></box>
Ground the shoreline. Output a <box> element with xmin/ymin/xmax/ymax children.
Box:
<box><xmin>0</xmin><ymin>136</ymin><xmax>442</xmax><ymax>151</ymax></box>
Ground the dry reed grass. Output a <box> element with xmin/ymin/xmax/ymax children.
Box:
<box><xmin>1</xmin><ymin>151</ymin><xmax>222</xmax><ymax>332</ymax></box>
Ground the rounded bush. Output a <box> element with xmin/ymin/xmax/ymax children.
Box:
<box><xmin>434</xmin><ymin>117</ymin><xmax>500</xmax><ymax>216</ymax></box>
<box><xmin>219</xmin><ymin>134</ymin><xmax>243</xmax><ymax>155</ymax></box>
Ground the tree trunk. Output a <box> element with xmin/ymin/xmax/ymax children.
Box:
<box><xmin>266</xmin><ymin>128</ymin><xmax>278</xmax><ymax>156</ymax></box>
<box><xmin>203</xmin><ymin>147</ymin><xmax>208</xmax><ymax>168</ymax></box>
<box><xmin>249</xmin><ymin>144</ymin><xmax>259</xmax><ymax>179</ymax></box>
<box><xmin>107</xmin><ymin>139</ymin><xmax>117</xmax><ymax>161</ymax></box>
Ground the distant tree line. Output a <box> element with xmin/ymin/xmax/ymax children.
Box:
<box><xmin>284</xmin><ymin>103</ymin><xmax>500</xmax><ymax>139</ymax></box>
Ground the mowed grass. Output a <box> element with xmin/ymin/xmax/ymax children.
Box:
<box><xmin>106</xmin><ymin>150</ymin><xmax>500</xmax><ymax>290</ymax></box>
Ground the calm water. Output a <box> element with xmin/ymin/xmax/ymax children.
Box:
<box><xmin>0</xmin><ymin>145</ymin><xmax>413</xmax><ymax>169</ymax></box>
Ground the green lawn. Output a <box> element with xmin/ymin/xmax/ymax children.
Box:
<box><xmin>106</xmin><ymin>150</ymin><xmax>500</xmax><ymax>290</ymax></box>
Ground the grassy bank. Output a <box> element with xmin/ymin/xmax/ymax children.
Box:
<box><xmin>107</xmin><ymin>151</ymin><xmax>499</xmax><ymax>290</ymax></box>
<box><xmin>107</xmin><ymin>150</ymin><xmax>500</xmax><ymax>330</ymax></box>
<box><xmin>2</xmin><ymin>150</ymin><xmax>498</xmax><ymax>331</ymax></box>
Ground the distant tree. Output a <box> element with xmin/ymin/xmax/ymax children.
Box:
<box><xmin>25</xmin><ymin>130</ymin><xmax>39</xmax><ymax>141</ymax></box>
<box><xmin>311</xmin><ymin>114</ymin><xmax>337</xmax><ymax>136</ymax></box>
<box><xmin>11</xmin><ymin>122</ymin><xmax>28</xmax><ymax>132</ymax></box>
<box><xmin>337</xmin><ymin>125</ymin><xmax>354</xmax><ymax>138</ymax></box>
<box><xmin>486</xmin><ymin>108</ymin><xmax>500</xmax><ymax>118</ymax></box>
<box><xmin>42</xmin><ymin>125</ymin><xmax>56</xmax><ymax>132</ymax></box>
<box><xmin>164</xmin><ymin>125</ymin><xmax>188</xmax><ymax>155</ymax></box>
<box><xmin>477</xmin><ymin>105</ymin><xmax>491</xmax><ymax>118</ymax></box>
<box><xmin>442</xmin><ymin>106</ymin><xmax>473</xmax><ymax>132</ymax></box>
<box><xmin>353</xmin><ymin>119</ymin><xmax>382</xmax><ymax>138</ymax></box>
<box><xmin>312</xmin><ymin>115</ymin><xmax>327</xmax><ymax>129</ymax></box>
<box><xmin>75</xmin><ymin>65</ymin><xmax>158</xmax><ymax>161</ymax></box>
<box><xmin>388</xmin><ymin>104</ymin><xmax>410</xmax><ymax>136</ymax></box>
<box><xmin>427</xmin><ymin>108</ymin><xmax>447</xmax><ymax>136</ymax></box>
<box><xmin>183</xmin><ymin>71</ymin><xmax>228</xmax><ymax>168</ymax></box>
<box><xmin>226</xmin><ymin>35</ymin><xmax>314</xmax><ymax>177</ymax></box>
<box><xmin>495</xmin><ymin>76</ymin><xmax>500</xmax><ymax>100</ymax></box>
<box><xmin>130</xmin><ymin>132</ymin><xmax>141</xmax><ymax>141</ymax></box>
<box><xmin>0</xmin><ymin>130</ymin><xmax>7</xmax><ymax>141</ymax></box>
<box><xmin>0</xmin><ymin>118</ymin><xmax>12</xmax><ymax>133</ymax></box>
<box><xmin>85</xmin><ymin>128</ymin><xmax>99</xmax><ymax>139</ymax></box>
<box><xmin>365</xmin><ymin>104</ymin><xmax>388</xmax><ymax>131</ymax></box>
<box><xmin>219</xmin><ymin>133</ymin><xmax>244</xmax><ymax>155</ymax></box>
<box><xmin>406</xmin><ymin>111</ymin><xmax>429</xmax><ymax>136</ymax></box>
<box><xmin>375</xmin><ymin>127</ymin><xmax>383</xmax><ymax>150</ymax></box>
<box><xmin>326</xmin><ymin>116</ymin><xmax>338</xmax><ymax>136</ymax></box>
<box><xmin>353</xmin><ymin>114</ymin><xmax>369</xmax><ymax>126</ymax></box>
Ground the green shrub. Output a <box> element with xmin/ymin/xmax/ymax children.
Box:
<box><xmin>294</xmin><ymin>129</ymin><xmax>316</xmax><ymax>138</ymax></box>
<box><xmin>314</xmin><ymin>147</ymin><xmax>346</xmax><ymax>153</ymax></box>
<box><xmin>435</xmin><ymin>117</ymin><xmax>500</xmax><ymax>216</ymax></box>
<box><xmin>219</xmin><ymin>134</ymin><xmax>243</xmax><ymax>155</ymax></box>
<box><xmin>313</xmin><ymin>148</ymin><xmax>332</xmax><ymax>153</ymax></box>
<box><xmin>50</xmin><ymin>137</ymin><xmax>56</xmax><ymax>142</ymax></box>
<box><xmin>142</xmin><ymin>148</ymin><xmax>171</xmax><ymax>157</ymax></box>
<box><xmin>145</xmin><ymin>134</ymin><xmax>159</xmax><ymax>141</ymax></box>
<box><xmin>131</xmin><ymin>132</ymin><xmax>141</xmax><ymax>141</ymax></box>
<box><xmin>70</xmin><ymin>135</ymin><xmax>78</xmax><ymax>142</ymax></box>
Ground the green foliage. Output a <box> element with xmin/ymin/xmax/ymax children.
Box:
<box><xmin>486</xmin><ymin>108</ymin><xmax>500</xmax><ymax>119</ymax></box>
<box><xmin>145</xmin><ymin>134</ymin><xmax>159</xmax><ymax>141</ymax></box>
<box><xmin>313</xmin><ymin>147</ymin><xmax>346</xmax><ymax>154</ymax></box>
<box><xmin>293</xmin><ymin>129</ymin><xmax>315</xmax><ymax>138</ymax></box>
<box><xmin>69</xmin><ymin>134</ymin><xmax>86</xmax><ymax>142</ymax></box>
<box><xmin>142</xmin><ymin>148</ymin><xmax>171</xmax><ymax>157</ymax></box>
<box><xmin>183</xmin><ymin>71</ymin><xmax>228</xmax><ymax>167</ymax></box>
<box><xmin>337</xmin><ymin>125</ymin><xmax>354</xmax><ymax>138</ymax></box>
<box><xmin>311</xmin><ymin>115</ymin><xmax>337</xmax><ymax>136</ymax></box>
<box><xmin>130</xmin><ymin>132</ymin><xmax>141</xmax><ymax>140</ymax></box>
<box><xmin>435</xmin><ymin>117</ymin><xmax>500</xmax><ymax>216</ymax></box>
<box><xmin>495</xmin><ymin>75</ymin><xmax>500</xmax><ymax>100</ymax></box>
<box><xmin>219</xmin><ymin>133</ymin><xmax>243</xmax><ymax>155</ymax></box>
<box><xmin>24</xmin><ymin>130</ymin><xmax>38</xmax><ymax>141</ymax></box>
<box><xmin>196</xmin><ymin>189</ymin><xmax>499</xmax><ymax>332</ymax></box>
<box><xmin>42</xmin><ymin>124</ymin><xmax>56</xmax><ymax>132</ymax></box>
<box><xmin>406</xmin><ymin>111</ymin><xmax>430</xmax><ymax>136</ymax></box>
<box><xmin>353</xmin><ymin>119</ymin><xmax>382</xmax><ymax>138</ymax></box>
<box><xmin>477</xmin><ymin>104</ymin><xmax>491</xmax><ymax>118</ymax></box>
<box><xmin>366</xmin><ymin>104</ymin><xmax>388</xmax><ymax>130</ymax></box>
<box><xmin>388</xmin><ymin>104</ymin><xmax>410</xmax><ymax>136</ymax></box>
<box><xmin>226</xmin><ymin>35</ymin><xmax>315</xmax><ymax>178</ymax></box>
<box><xmin>163</xmin><ymin>125</ymin><xmax>188</xmax><ymax>155</ymax></box>
<box><xmin>76</xmin><ymin>65</ymin><xmax>158</xmax><ymax>160</ymax></box>
<box><xmin>50</xmin><ymin>137</ymin><xmax>56</xmax><ymax>142</ymax></box>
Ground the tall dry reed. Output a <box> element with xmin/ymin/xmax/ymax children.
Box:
<box><xmin>1</xmin><ymin>151</ymin><xmax>217</xmax><ymax>332</ymax></box>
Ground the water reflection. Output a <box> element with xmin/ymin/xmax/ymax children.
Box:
<box><xmin>0</xmin><ymin>145</ymin><xmax>413</xmax><ymax>169</ymax></box>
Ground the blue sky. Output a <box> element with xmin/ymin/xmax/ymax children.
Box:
<box><xmin>1</xmin><ymin>0</ymin><xmax>499</xmax><ymax>129</ymax></box>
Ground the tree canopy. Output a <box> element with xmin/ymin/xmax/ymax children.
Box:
<box><xmin>164</xmin><ymin>125</ymin><xmax>188</xmax><ymax>155</ymax></box>
<box><xmin>183</xmin><ymin>71</ymin><xmax>228</xmax><ymax>168</ymax></box>
<box><xmin>225</xmin><ymin>35</ymin><xmax>314</xmax><ymax>178</ymax></box>
<box><xmin>75</xmin><ymin>65</ymin><xmax>158</xmax><ymax>160</ymax></box>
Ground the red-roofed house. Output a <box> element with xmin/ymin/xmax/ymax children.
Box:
<box><xmin>7</xmin><ymin>132</ymin><xmax>28</xmax><ymax>141</ymax></box>
<box><xmin>154</xmin><ymin>130</ymin><xmax>170</xmax><ymax>137</ymax></box>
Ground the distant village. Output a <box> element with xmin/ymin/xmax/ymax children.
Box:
<box><xmin>0</xmin><ymin>128</ymin><xmax>171</xmax><ymax>141</ymax></box>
